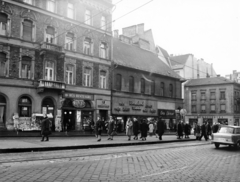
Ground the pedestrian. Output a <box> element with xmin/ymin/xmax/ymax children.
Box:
<box><xmin>148</xmin><ymin>121</ymin><xmax>154</xmax><ymax>137</ymax></box>
<box><xmin>157</xmin><ymin>118</ymin><xmax>165</xmax><ymax>140</ymax></box>
<box><xmin>96</xmin><ymin>116</ymin><xmax>103</xmax><ymax>142</ymax></box>
<box><xmin>200</xmin><ymin>122</ymin><xmax>208</xmax><ymax>141</ymax></box>
<box><xmin>126</xmin><ymin>117</ymin><xmax>133</xmax><ymax>140</ymax></box>
<box><xmin>133</xmin><ymin>118</ymin><xmax>139</xmax><ymax>140</ymax></box>
<box><xmin>153</xmin><ymin>119</ymin><xmax>158</xmax><ymax>138</ymax></box>
<box><xmin>177</xmin><ymin>120</ymin><xmax>183</xmax><ymax>139</ymax></box>
<box><xmin>194</xmin><ymin>122</ymin><xmax>201</xmax><ymax>140</ymax></box>
<box><xmin>141</xmin><ymin>119</ymin><xmax>149</xmax><ymax>141</ymax></box>
<box><xmin>184</xmin><ymin>121</ymin><xmax>191</xmax><ymax>138</ymax></box>
<box><xmin>107</xmin><ymin>116</ymin><xmax>115</xmax><ymax>140</ymax></box>
<box><xmin>206</xmin><ymin>122</ymin><xmax>212</xmax><ymax>140</ymax></box>
<box><xmin>40</xmin><ymin>113</ymin><xmax>51</xmax><ymax>142</ymax></box>
<box><xmin>212</xmin><ymin>122</ymin><xmax>219</xmax><ymax>133</ymax></box>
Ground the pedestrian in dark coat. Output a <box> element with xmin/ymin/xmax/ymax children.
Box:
<box><xmin>194</xmin><ymin>123</ymin><xmax>201</xmax><ymax>140</ymax></box>
<box><xmin>206</xmin><ymin>122</ymin><xmax>212</xmax><ymax>140</ymax></box>
<box><xmin>96</xmin><ymin>117</ymin><xmax>103</xmax><ymax>142</ymax></box>
<box><xmin>184</xmin><ymin>122</ymin><xmax>191</xmax><ymax>138</ymax></box>
<box><xmin>141</xmin><ymin>119</ymin><xmax>148</xmax><ymax>141</ymax></box>
<box><xmin>41</xmin><ymin>114</ymin><xmax>51</xmax><ymax>142</ymax></box>
<box><xmin>177</xmin><ymin>120</ymin><xmax>183</xmax><ymax>139</ymax></box>
<box><xmin>126</xmin><ymin>117</ymin><xmax>133</xmax><ymax>141</ymax></box>
<box><xmin>133</xmin><ymin>118</ymin><xmax>139</xmax><ymax>140</ymax></box>
<box><xmin>107</xmin><ymin>116</ymin><xmax>115</xmax><ymax>140</ymax></box>
<box><xmin>200</xmin><ymin>123</ymin><xmax>208</xmax><ymax>141</ymax></box>
<box><xmin>212</xmin><ymin>122</ymin><xmax>220</xmax><ymax>133</ymax></box>
<box><xmin>157</xmin><ymin>118</ymin><xmax>165</xmax><ymax>140</ymax></box>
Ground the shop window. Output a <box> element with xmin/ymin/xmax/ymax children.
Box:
<box><xmin>201</xmin><ymin>105</ymin><xmax>206</xmax><ymax>113</ymax></box>
<box><xmin>169</xmin><ymin>84</ymin><xmax>173</xmax><ymax>98</ymax></box>
<box><xmin>65</xmin><ymin>32</ymin><xmax>75</xmax><ymax>51</ymax></box>
<box><xmin>0</xmin><ymin>13</ymin><xmax>8</xmax><ymax>36</ymax></box>
<box><xmin>21</xmin><ymin>56</ymin><xmax>32</xmax><ymax>79</ymax></box>
<box><xmin>100</xmin><ymin>70</ymin><xmax>107</xmax><ymax>89</ymax></box>
<box><xmin>45</xmin><ymin>60</ymin><xmax>54</xmax><ymax>81</ymax></box>
<box><xmin>191</xmin><ymin>105</ymin><xmax>196</xmax><ymax>113</ymax></box>
<box><xmin>0</xmin><ymin>52</ymin><xmax>8</xmax><ymax>77</ymax></box>
<box><xmin>220</xmin><ymin>91</ymin><xmax>226</xmax><ymax>100</ymax></box>
<box><xmin>65</xmin><ymin>64</ymin><xmax>74</xmax><ymax>85</ymax></box>
<box><xmin>151</xmin><ymin>80</ymin><xmax>155</xmax><ymax>95</ymax></box>
<box><xmin>160</xmin><ymin>82</ymin><xmax>164</xmax><ymax>96</ymax></box>
<box><xmin>67</xmin><ymin>2</ymin><xmax>74</xmax><ymax>19</ymax></box>
<box><xmin>116</xmin><ymin>74</ymin><xmax>121</xmax><ymax>91</ymax></box>
<box><xmin>18</xmin><ymin>96</ymin><xmax>32</xmax><ymax>117</ymax></box>
<box><xmin>210</xmin><ymin>92</ymin><xmax>216</xmax><ymax>100</ymax></box>
<box><xmin>220</xmin><ymin>104</ymin><xmax>226</xmax><ymax>113</ymax></box>
<box><xmin>191</xmin><ymin>92</ymin><xmax>197</xmax><ymax>101</ymax></box>
<box><xmin>210</xmin><ymin>104</ymin><xmax>216</xmax><ymax>113</ymax></box>
<box><xmin>45</xmin><ymin>26</ymin><xmax>55</xmax><ymax>44</ymax></box>
<box><xmin>83</xmin><ymin>37</ymin><xmax>93</xmax><ymax>55</ymax></box>
<box><xmin>99</xmin><ymin>42</ymin><xmax>108</xmax><ymax>59</ymax></box>
<box><xmin>129</xmin><ymin>76</ymin><xmax>134</xmax><ymax>93</ymax></box>
<box><xmin>0</xmin><ymin>95</ymin><xmax>6</xmax><ymax>125</ymax></box>
<box><xmin>141</xmin><ymin>78</ymin><xmax>145</xmax><ymax>94</ymax></box>
<box><xmin>201</xmin><ymin>92</ymin><xmax>206</xmax><ymax>100</ymax></box>
<box><xmin>85</xmin><ymin>9</ymin><xmax>92</xmax><ymax>25</ymax></box>
<box><xmin>22</xmin><ymin>19</ymin><xmax>34</xmax><ymax>42</ymax></box>
<box><xmin>83</xmin><ymin>67</ymin><xmax>92</xmax><ymax>87</ymax></box>
<box><xmin>47</xmin><ymin>0</ymin><xmax>56</xmax><ymax>13</ymax></box>
<box><xmin>101</xmin><ymin>16</ymin><xmax>107</xmax><ymax>30</ymax></box>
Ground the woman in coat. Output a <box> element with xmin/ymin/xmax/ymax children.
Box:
<box><xmin>157</xmin><ymin>118</ymin><xmax>165</xmax><ymax>140</ymax></box>
<box><xmin>107</xmin><ymin>116</ymin><xmax>115</xmax><ymax>140</ymax></box>
<box><xmin>126</xmin><ymin>117</ymin><xmax>133</xmax><ymax>140</ymax></box>
<box><xmin>184</xmin><ymin>122</ymin><xmax>191</xmax><ymax>138</ymax></box>
<box><xmin>141</xmin><ymin>119</ymin><xmax>149</xmax><ymax>141</ymax></box>
<box><xmin>41</xmin><ymin>113</ymin><xmax>51</xmax><ymax>142</ymax></box>
<box><xmin>194</xmin><ymin>122</ymin><xmax>201</xmax><ymax>140</ymax></box>
<box><xmin>177</xmin><ymin>120</ymin><xmax>183</xmax><ymax>139</ymax></box>
<box><xmin>96</xmin><ymin>117</ymin><xmax>103</xmax><ymax>142</ymax></box>
<box><xmin>133</xmin><ymin>118</ymin><xmax>139</xmax><ymax>140</ymax></box>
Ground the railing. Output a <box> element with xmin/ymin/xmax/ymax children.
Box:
<box><xmin>40</xmin><ymin>42</ymin><xmax>64</xmax><ymax>52</ymax></box>
<box><xmin>38</xmin><ymin>79</ymin><xmax>66</xmax><ymax>90</ymax></box>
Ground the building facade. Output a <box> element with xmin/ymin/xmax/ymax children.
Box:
<box><xmin>184</xmin><ymin>77</ymin><xmax>240</xmax><ymax>127</ymax></box>
<box><xmin>0</xmin><ymin>0</ymin><xmax>113</xmax><ymax>131</ymax></box>
<box><xmin>226</xmin><ymin>70</ymin><xmax>240</xmax><ymax>83</ymax></box>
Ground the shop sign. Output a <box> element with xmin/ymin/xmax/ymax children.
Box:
<box><xmin>158</xmin><ymin>109</ymin><xmax>175</xmax><ymax>119</ymax></box>
<box><xmin>72</xmin><ymin>100</ymin><xmax>85</xmax><ymax>108</ymax></box>
<box><xmin>97</xmin><ymin>100</ymin><xmax>110</xmax><ymax>110</ymax></box>
<box><xmin>63</xmin><ymin>93</ymin><xmax>93</xmax><ymax>100</ymax></box>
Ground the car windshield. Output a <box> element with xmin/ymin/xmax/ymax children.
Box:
<box><xmin>218</xmin><ymin>127</ymin><xmax>234</xmax><ymax>134</ymax></box>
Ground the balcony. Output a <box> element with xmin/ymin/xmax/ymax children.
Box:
<box><xmin>37</xmin><ymin>79</ymin><xmax>66</xmax><ymax>93</ymax></box>
<box><xmin>40</xmin><ymin>42</ymin><xmax>64</xmax><ymax>54</ymax></box>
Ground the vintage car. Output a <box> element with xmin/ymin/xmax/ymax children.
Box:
<box><xmin>212</xmin><ymin>125</ymin><xmax>240</xmax><ymax>149</ymax></box>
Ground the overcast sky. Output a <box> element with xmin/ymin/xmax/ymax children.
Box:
<box><xmin>112</xmin><ymin>0</ymin><xmax>240</xmax><ymax>76</ymax></box>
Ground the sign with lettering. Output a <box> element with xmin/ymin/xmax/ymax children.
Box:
<box><xmin>96</xmin><ymin>100</ymin><xmax>110</xmax><ymax>110</ymax></box>
<box><xmin>72</xmin><ymin>100</ymin><xmax>85</xmax><ymax>108</ymax></box>
<box><xmin>63</xmin><ymin>93</ymin><xmax>93</xmax><ymax>100</ymax></box>
<box><xmin>158</xmin><ymin>109</ymin><xmax>175</xmax><ymax>119</ymax></box>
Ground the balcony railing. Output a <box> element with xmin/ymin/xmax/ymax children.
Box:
<box><xmin>38</xmin><ymin>79</ymin><xmax>66</xmax><ymax>91</ymax></box>
<box><xmin>40</xmin><ymin>42</ymin><xmax>64</xmax><ymax>53</ymax></box>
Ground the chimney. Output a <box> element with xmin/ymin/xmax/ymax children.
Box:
<box><xmin>113</xmin><ymin>30</ymin><xmax>119</xmax><ymax>38</ymax></box>
<box><xmin>136</xmin><ymin>23</ymin><xmax>144</xmax><ymax>35</ymax></box>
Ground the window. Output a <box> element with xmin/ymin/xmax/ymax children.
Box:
<box><xmin>84</xmin><ymin>67</ymin><xmax>92</xmax><ymax>87</ymax></box>
<box><xmin>116</xmin><ymin>74</ymin><xmax>121</xmax><ymax>91</ymax></box>
<box><xmin>169</xmin><ymin>84</ymin><xmax>173</xmax><ymax>97</ymax></box>
<box><xmin>101</xmin><ymin>16</ymin><xmax>107</xmax><ymax>30</ymax></box>
<box><xmin>65</xmin><ymin>32</ymin><xmax>74</xmax><ymax>51</ymax></box>
<box><xmin>100</xmin><ymin>42</ymin><xmax>107</xmax><ymax>59</ymax></box>
<box><xmin>83</xmin><ymin>37</ymin><xmax>92</xmax><ymax>55</ymax></box>
<box><xmin>201</xmin><ymin>92</ymin><xmax>206</xmax><ymax>100</ymax></box>
<box><xmin>151</xmin><ymin>80</ymin><xmax>155</xmax><ymax>95</ymax></box>
<box><xmin>129</xmin><ymin>76</ymin><xmax>134</xmax><ymax>93</ymax></box>
<box><xmin>201</xmin><ymin>105</ymin><xmax>206</xmax><ymax>113</ymax></box>
<box><xmin>160</xmin><ymin>82</ymin><xmax>164</xmax><ymax>96</ymax></box>
<box><xmin>141</xmin><ymin>78</ymin><xmax>145</xmax><ymax>94</ymax></box>
<box><xmin>0</xmin><ymin>53</ymin><xmax>7</xmax><ymax>77</ymax></box>
<box><xmin>220</xmin><ymin>91</ymin><xmax>226</xmax><ymax>100</ymax></box>
<box><xmin>220</xmin><ymin>104</ymin><xmax>226</xmax><ymax>113</ymax></box>
<box><xmin>65</xmin><ymin>64</ymin><xmax>74</xmax><ymax>85</ymax></box>
<box><xmin>210</xmin><ymin>92</ymin><xmax>216</xmax><ymax>100</ymax></box>
<box><xmin>45</xmin><ymin>61</ymin><xmax>54</xmax><ymax>81</ymax></box>
<box><xmin>23</xmin><ymin>0</ymin><xmax>33</xmax><ymax>5</ymax></box>
<box><xmin>191</xmin><ymin>93</ymin><xmax>197</xmax><ymax>101</ymax></box>
<box><xmin>210</xmin><ymin>104</ymin><xmax>216</xmax><ymax>113</ymax></box>
<box><xmin>191</xmin><ymin>105</ymin><xmax>196</xmax><ymax>113</ymax></box>
<box><xmin>47</xmin><ymin>0</ymin><xmax>56</xmax><ymax>12</ymax></box>
<box><xmin>67</xmin><ymin>2</ymin><xmax>74</xmax><ymax>19</ymax></box>
<box><xmin>0</xmin><ymin>13</ymin><xmax>7</xmax><ymax>36</ymax></box>
<box><xmin>21</xmin><ymin>56</ymin><xmax>31</xmax><ymax>79</ymax></box>
<box><xmin>22</xmin><ymin>19</ymin><xmax>33</xmax><ymax>41</ymax></box>
<box><xmin>219</xmin><ymin>127</ymin><xmax>234</xmax><ymax>134</ymax></box>
<box><xmin>85</xmin><ymin>10</ymin><xmax>92</xmax><ymax>25</ymax></box>
<box><xmin>100</xmin><ymin>70</ymin><xmax>107</xmax><ymax>89</ymax></box>
<box><xmin>46</xmin><ymin>26</ymin><xmax>55</xmax><ymax>44</ymax></box>
<box><xmin>18</xmin><ymin>96</ymin><xmax>31</xmax><ymax>117</ymax></box>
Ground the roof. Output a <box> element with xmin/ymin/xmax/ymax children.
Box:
<box><xmin>185</xmin><ymin>77</ymin><xmax>234</xmax><ymax>87</ymax></box>
<box><xmin>156</xmin><ymin>46</ymin><xmax>169</xmax><ymax>60</ymax></box>
<box><xmin>170</xmin><ymin>54</ymin><xmax>191</xmax><ymax>66</ymax></box>
<box><xmin>113</xmin><ymin>38</ymin><xmax>181</xmax><ymax>79</ymax></box>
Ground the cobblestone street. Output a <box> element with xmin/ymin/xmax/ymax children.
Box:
<box><xmin>0</xmin><ymin>142</ymin><xmax>239</xmax><ymax>182</ymax></box>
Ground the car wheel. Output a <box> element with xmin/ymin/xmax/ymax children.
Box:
<box><xmin>234</xmin><ymin>141</ymin><xmax>240</xmax><ymax>150</ymax></box>
<box><xmin>215</xmin><ymin>143</ymin><xmax>220</xmax><ymax>149</ymax></box>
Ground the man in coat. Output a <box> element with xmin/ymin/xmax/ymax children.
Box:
<box><xmin>141</xmin><ymin>119</ymin><xmax>148</xmax><ymax>141</ymax></box>
<box><xmin>157</xmin><ymin>118</ymin><xmax>165</xmax><ymax>140</ymax></box>
<box><xmin>177</xmin><ymin>120</ymin><xmax>183</xmax><ymax>139</ymax></box>
<box><xmin>96</xmin><ymin>116</ymin><xmax>103</xmax><ymax>142</ymax></box>
<box><xmin>41</xmin><ymin>113</ymin><xmax>51</xmax><ymax>142</ymax></box>
<box><xmin>200</xmin><ymin>122</ymin><xmax>208</xmax><ymax>141</ymax></box>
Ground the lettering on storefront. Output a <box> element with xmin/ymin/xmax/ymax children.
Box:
<box><xmin>119</xmin><ymin>102</ymin><xmax>124</xmax><ymax>106</ymax></box>
<box><xmin>97</xmin><ymin>100</ymin><xmax>110</xmax><ymax>109</ymax></box>
<box><xmin>114</xmin><ymin>107</ymin><xmax>121</xmax><ymax>112</ymax></box>
<box><xmin>72</xmin><ymin>100</ymin><xmax>85</xmax><ymax>108</ymax></box>
<box><xmin>143</xmin><ymin>109</ymin><xmax>148</xmax><ymax>113</ymax></box>
<box><xmin>150</xmin><ymin>109</ymin><xmax>156</xmax><ymax>113</ymax></box>
<box><xmin>132</xmin><ymin>107</ymin><xmax>142</xmax><ymax>110</ymax></box>
<box><xmin>145</xmin><ymin>105</ymin><xmax>152</xmax><ymax>108</ymax></box>
<box><xmin>158</xmin><ymin>109</ymin><xmax>175</xmax><ymax>119</ymax></box>
<box><xmin>63</xmin><ymin>93</ymin><xmax>93</xmax><ymax>100</ymax></box>
<box><xmin>122</xmin><ymin>107</ymin><xmax>130</xmax><ymax>112</ymax></box>
<box><xmin>129</xmin><ymin>101</ymin><xmax>144</xmax><ymax>106</ymax></box>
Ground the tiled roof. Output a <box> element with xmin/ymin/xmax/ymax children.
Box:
<box><xmin>170</xmin><ymin>54</ymin><xmax>191</xmax><ymax>66</ymax></box>
<box><xmin>113</xmin><ymin>38</ymin><xmax>181</xmax><ymax>79</ymax></box>
<box><xmin>185</xmin><ymin>77</ymin><xmax>234</xmax><ymax>86</ymax></box>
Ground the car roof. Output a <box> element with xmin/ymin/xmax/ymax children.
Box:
<box><xmin>220</xmin><ymin>125</ymin><xmax>240</xmax><ymax>128</ymax></box>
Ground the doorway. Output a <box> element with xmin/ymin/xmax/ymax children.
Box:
<box><xmin>0</xmin><ymin>95</ymin><xmax>6</xmax><ymax>130</ymax></box>
<box><xmin>99</xmin><ymin>110</ymin><xmax>107</xmax><ymax>121</ymax></box>
<box><xmin>63</xmin><ymin>110</ymin><xmax>75</xmax><ymax>131</ymax></box>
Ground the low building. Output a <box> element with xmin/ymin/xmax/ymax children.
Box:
<box><xmin>184</xmin><ymin>77</ymin><xmax>240</xmax><ymax>127</ymax></box>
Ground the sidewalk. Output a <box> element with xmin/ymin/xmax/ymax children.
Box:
<box><xmin>0</xmin><ymin>135</ymin><xmax>197</xmax><ymax>153</ymax></box>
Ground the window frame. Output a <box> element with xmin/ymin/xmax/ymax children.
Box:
<box><xmin>83</xmin><ymin>67</ymin><xmax>92</xmax><ymax>87</ymax></box>
<box><xmin>220</xmin><ymin>104</ymin><xmax>226</xmax><ymax>113</ymax></box>
<box><xmin>83</xmin><ymin>37</ymin><xmax>93</xmax><ymax>55</ymax></box>
<box><xmin>0</xmin><ymin>13</ymin><xmax>10</xmax><ymax>36</ymax></box>
<box><xmin>47</xmin><ymin>0</ymin><xmax>56</xmax><ymax>13</ymax></box>
<box><xmin>210</xmin><ymin>91</ymin><xmax>216</xmax><ymax>100</ymax></box>
<box><xmin>129</xmin><ymin>76</ymin><xmax>134</xmax><ymax>93</ymax></box>
<box><xmin>22</xmin><ymin>19</ymin><xmax>35</xmax><ymax>42</ymax></box>
<box><xmin>201</xmin><ymin>92</ymin><xmax>206</xmax><ymax>100</ymax></box>
<box><xmin>191</xmin><ymin>105</ymin><xmax>197</xmax><ymax>113</ymax></box>
<box><xmin>210</xmin><ymin>104</ymin><xmax>216</xmax><ymax>113</ymax></box>
<box><xmin>65</xmin><ymin>32</ymin><xmax>75</xmax><ymax>51</ymax></box>
<box><xmin>160</xmin><ymin>82</ymin><xmax>164</xmax><ymax>96</ymax></box>
<box><xmin>45</xmin><ymin>26</ymin><xmax>56</xmax><ymax>44</ymax></box>
<box><xmin>0</xmin><ymin>52</ymin><xmax>8</xmax><ymax>77</ymax></box>
<box><xmin>169</xmin><ymin>84</ymin><xmax>173</xmax><ymax>98</ymax></box>
<box><xmin>101</xmin><ymin>16</ymin><xmax>107</xmax><ymax>30</ymax></box>
<box><xmin>220</xmin><ymin>91</ymin><xmax>226</xmax><ymax>100</ymax></box>
<box><xmin>141</xmin><ymin>78</ymin><xmax>145</xmax><ymax>94</ymax></box>
<box><xmin>20</xmin><ymin>56</ymin><xmax>32</xmax><ymax>79</ymax></box>
<box><xmin>99</xmin><ymin>42</ymin><xmax>108</xmax><ymax>59</ymax></box>
<box><xmin>201</xmin><ymin>104</ymin><xmax>206</xmax><ymax>113</ymax></box>
<box><xmin>45</xmin><ymin>60</ymin><xmax>55</xmax><ymax>81</ymax></box>
<box><xmin>23</xmin><ymin>0</ymin><xmax>34</xmax><ymax>5</ymax></box>
<box><xmin>85</xmin><ymin>9</ymin><xmax>92</xmax><ymax>25</ymax></box>
<box><xmin>67</xmin><ymin>2</ymin><xmax>75</xmax><ymax>19</ymax></box>
<box><xmin>65</xmin><ymin>64</ymin><xmax>74</xmax><ymax>85</ymax></box>
<box><xmin>18</xmin><ymin>96</ymin><xmax>32</xmax><ymax>117</ymax></box>
<box><xmin>116</xmin><ymin>74</ymin><xmax>122</xmax><ymax>91</ymax></box>
<box><xmin>99</xmin><ymin>70</ymin><xmax>107</xmax><ymax>89</ymax></box>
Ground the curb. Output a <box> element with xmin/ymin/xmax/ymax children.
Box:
<box><xmin>0</xmin><ymin>139</ymin><xmax>196</xmax><ymax>153</ymax></box>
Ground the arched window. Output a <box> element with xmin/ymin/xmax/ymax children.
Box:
<box><xmin>129</xmin><ymin>76</ymin><xmax>134</xmax><ymax>93</ymax></box>
<box><xmin>141</xmin><ymin>78</ymin><xmax>145</xmax><ymax>94</ymax></box>
<box><xmin>169</xmin><ymin>84</ymin><xmax>173</xmax><ymax>98</ymax></box>
<box><xmin>18</xmin><ymin>96</ymin><xmax>32</xmax><ymax>117</ymax></box>
<box><xmin>160</xmin><ymin>82</ymin><xmax>164</xmax><ymax>96</ymax></box>
<box><xmin>0</xmin><ymin>52</ymin><xmax>7</xmax><ymax>77</ymax></box>
<box><xmin>21</xmin><ymin>56</ymin><xmax>32</xmax><ymax>79</ymax></box>
<box><xmin>22</xmin><ymin>19</ymin><xmax>33</xmax><ymax>41</ymax></box>
<box><xmin>116</xmin><ymin>74</ymin><xmax>122</xmax><ymax>91</ymax></box>
<box><xmin>65</xmin><ymin>32</ymin><xmax>75</xmax><ymax>51</ymax></box>
<box><xmin>151</xmin><ymin>80</ymin><xmax>155</xmax><ymax>95</ymax></box>
<box><xmin>46</xmin><ymin>26</ymin><xmax>55</xmax><ymax>44</ymax></box>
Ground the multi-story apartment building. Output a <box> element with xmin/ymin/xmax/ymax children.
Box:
<box><xmin>184</xmin><ymin>77</ymin><xmax>240</xmax><ymax>127</ymax></box>
<box><xmin>0</xmin><ymin>0</ymin><xmax>113</xmax><ymax>131</ymax></box>
<box><xmin>112</xmin><ymin>26</ymin><xmax>184</xmax><ymax>130</ymax></box>
<box><xmin>226</xmin><ymin>70</ymin><xmax>240</xmax><ymax>83</ymax></box>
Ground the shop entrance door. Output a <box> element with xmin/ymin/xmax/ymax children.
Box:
<box><xmin>63</xmin><ymin>110</ymin><xmax>75</xmax><ymax>131</ymax></box>
<box><xmin>99</xmin><ymin>110</ymin><xmax>107</xmax><ymax>121</ymax></box>
<box><xmin>0</xmin><ymin>95</ymin><xmax>6</xmax><ymax>130</ymax></box>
